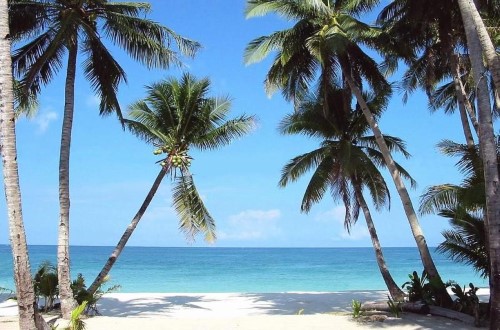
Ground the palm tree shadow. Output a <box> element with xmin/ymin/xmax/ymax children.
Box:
<box><xmin>96</xmin><ymin>295</ymin><xmax>212</xmax><ymax>317</ymax></box>
<box><xmin>242</xmin><ymin>291</ymin><xmax>389</xmax><ymax>315</ymax></box>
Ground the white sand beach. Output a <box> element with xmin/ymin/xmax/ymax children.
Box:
<box><xmin>0</xmin><ymin>290</ymin><xmax>489</xmax><ymax>329</ymax></box>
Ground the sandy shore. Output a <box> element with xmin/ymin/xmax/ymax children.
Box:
<box><xmin>0</xmin><ymin>290</ymin><xmax>489</xmax><ymax>329</ymax></box>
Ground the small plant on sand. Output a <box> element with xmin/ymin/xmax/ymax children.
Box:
<box><xmin>352</xmin><ymin>300</ymin><xmax>363</xmax><ymax>318</ymax></box>
<box><xmin>68</xmin><ymin>301</ymin><xmax>87</xmax><ymax>330</ymax></box>
<box><xmin>33</xmin><ymin>261</ymin><xmax>59</xmax><ymax>312</ymax></box>
<box><xmin>71</xmin><ymin>273</ymin><xmax>120</xmax><ymax>315</ymax></box>
<box><xmin>451</xmin><ymin>283</ymin><xmax>481</xmax><ymax>326</ymax></box>
<box><xmin>387</xmin><ymin>295</ymin><xmax>402</xmax><ymax>318</ymax></box>
<box><xmin>296</xmin><ymin>308</ymin><xmax>304</xmax><ymax>315</ymax></box>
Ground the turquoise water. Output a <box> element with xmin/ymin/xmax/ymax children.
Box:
<box><xmin>0</xmin><ymin>245</ymin><xmax>488</xmax><ymax>293</ymax></box>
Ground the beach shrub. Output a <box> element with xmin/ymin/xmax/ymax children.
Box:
<box><xmin>68</xmin><ymin>301</ymin><xmax>87</xmax><ymax>330</ymax></box>
<box><xmin>71</xmin><ymin>273</ymin><xmax>120</xmax><ymax>315</ymax></box>
<box><xmin>402</xmin><ymin>270</ymin><xmax>454</xmax><ymax>306</ymax></box>
<box><xmin>351</xmin><ymin>300</ymin><xmax>363</xmax><ymax>318</ymax></box>
<box><xmin>387</xmin><ymin>295</ymin><xmax>402</xmax><ymax>318</ymax></box>
<box><xmin>451</xmin><ymin>283</ymin><xmax>482</xmax><ymax>325</ymax></box>
<box><xmin>402</xmin><ymin>270</ymin><xmax>435</xmax><ymax>304</ymax></box>
<box><xmin>34</xmin><ymin>261</ymin><xmax>59</xmax><ymax>312</ymax></box>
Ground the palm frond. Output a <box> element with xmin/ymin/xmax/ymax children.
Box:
<box><xmin>81</xmin><ymin>29</ymin><xmax>126</xmax><ymax>119</ymax></box>
<box><xmin>172</xmin><ymin>169</ymin><xmax>216</xmax><ymax>243</ymax></box>
<box><xmin>278</xmin><ymin>147</ymin><xmax>328</xmax><ymax>187</ymax></box>
<box><xmin>102</xmin><ymin>11</ymin><xmax>199</xmax><ymax>69</ymax></box>
<box><xmin>419</xmin><ymin>184</ymin><xmax>461</xmax><ymax>215</ymax></box>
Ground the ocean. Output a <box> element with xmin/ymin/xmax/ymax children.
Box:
<box><xmin>0</xmin><ymin>245</ymin><xmax>488</xmax><ymax>293</ymax></box>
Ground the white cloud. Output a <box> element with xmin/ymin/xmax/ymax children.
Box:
<box><xmin>86</xmin><ymin>95</ymin><xmax>100</xmax><ymax>108</ymax></box>
<box><xmin>218</xmin><ymin>209</ymin><xmax>282</xmax><ymax>241</ymax></box>
<box><xmin>34</xmin><ymin>111</ymin><xmax>58</xmax><ymax>133</ymax></box>
<box><xmin>314</xmin><ymin>206</ymin><xmax>345</xmax><ymax>223</ymax></box>
<box><xmin>314</xmin><ymin>206</ymin><xmax>370</xmax><ymax>241</ymax></box>
<box><xmin>340</xmin><ymin>224</ymin><xmax>370</xmax><ymax>241</ymax></box>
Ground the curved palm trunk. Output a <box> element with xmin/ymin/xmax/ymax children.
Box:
<box><xmin>449</xmin><ymin>54</ymin><xmax>476</xmax><ymax>147</ymax></box>
<box><xmin>87</xmin><ymin>166</ymin><xmax>169</xmax><ymax>295</ymax></box>
<box><xmin>458</xmin><ymin>0</ymin><xmax>500</xmax><ymax>97</ymax></box>
<box><xmin>58</xmin><ymin>39</ymin><xmax>78</xmax><ymax>319</ymax></box>
<box><xmin>353</xmin><ymin>186</ymin><xmax>405</xmax><ymax>301</ymax></box>
<box><xmin>342</xmin><ymin>70</ymin><xmax>453</xmax><ymax>307</ymax></box>
<box><xmin>0</xmin><ymin>5</ymin><xmax>48</xmax><ymax>328</ymax></box>
<box><xmin>459</xmin><ymin>3</ymin><xmax>500</xmax><ymax>328</ymax></box>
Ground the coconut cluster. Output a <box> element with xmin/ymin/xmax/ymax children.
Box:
<box><xmin>154</xmin><ymin>147</ymin><xmax>191</xmax><ymax>168</ymax></box>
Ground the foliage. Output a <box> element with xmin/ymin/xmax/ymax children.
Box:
<box><xmin>9</xmin><ymin>0</ymin><xmax>200</xmax><ymax>117</ymax></box>
<box><xmin>420</xmin><ymin>140</ymin><xmax>499</xmax><ymax>278</ymax></box>
<box><xmin>387</xmin><ymin>295</ymin><xmax>402</xmax><ymax>318</ymax></box>
<box><xmin>351</xmin><ymin>300</ymin><xmax>363</xmax><ymax>318</ymax></box>
<box><xmin>126</xmin><ymin>73</ymin><xmax>255</xmax><ymax>242</ymax></box>
<box><xmin>71</xmin><ymin>274</ymin><xmax>120</xmax><ymax>315</ymax></box>
<box><xmin>401</xmin><ymin>270</ymin><xmax>445</xmax><ymax>305</ymax></box>
<box><xmin>451</xmin><ymin>283</ymin><xmax>480</xmax><ymax>312</ymax></box>
<box><xmin>68</xmin><ymin>301</ymin><xmax>87</xmax><ymax>330</ymax></box>
<box><xmin>437</xmin><ymin>210</ymin><xmax>489</xmax><ymax>278</ymax></box>
<box><xmin>33</xmin><ymin>261</ymin><xmax>58</xmax><ymax>312</ymax></box>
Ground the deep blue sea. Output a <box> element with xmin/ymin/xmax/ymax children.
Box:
<box><xmin>0</xmin><ymin>245</ymin><xmax>488</xmax><ymax>293</ymax></box>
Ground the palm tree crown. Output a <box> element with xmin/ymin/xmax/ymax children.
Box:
<box><xmin>126</xmin><ymin>73</ymin><xmax>256</xmax><ymax>241</ymax></box>
<box><xmin>9</xmin><ymin>0</ymin><xmax>200</xmax><ymax>118</ymax></box>
<box><xmin>245</xmin><ymin>0</ymin><xmax>389</xmax><ymax>105</ymax></box>
<box><xmin>279</xmin><ymin>87</ymin><xmax>415</xmax><ymax>228</ymax></box>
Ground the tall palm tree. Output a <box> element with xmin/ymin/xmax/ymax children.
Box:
<box><xmin>457</xmin><ymin>0</ymin><xmax>500</xmax><ymax>96</ymax></box>
<box><xmin>377</xmin><ymin>0</ymin><xmax>478</xmax><ymax>148</ymax></box>
<box><xmin>278</xmin><ymin>88</ymin><xmax>412</xmax><ymax>300</ymax></box>
<box><xmin>420</xmin><ymin>139</ymin><xmax>499</xmax><ymax>320</ymax></box>
<box><xmin>437</xmin><ymin>210</ymin><xmax>489</xmax><ymax>279</ymax></box>
<box><xmin>9</xmin><ymin>0</ymin><xmax>200</xmax><ymax>318</ymax></box>
<box><xmin>377</xmin><ymin>0</ymin><xmax>499</xmax><ymax>148</ymax></box>
<box><xmin>244</xmin><ymin>0</ymin><xmax>452</xmax><ymax>305</ymax></box>
<box><xmin>458</xmin><ymin>1</ymin><xmax>500</xmax><ymax>326</ymax></box>
<box><xmin>0</xmin><ymin>1</ymin><xmax>47</xmax><ymax>328</ymax></box>
<box><xmin>87</xmin><ymin>73</ymin><xmax>255</xmax><ymax>295</ymax></box>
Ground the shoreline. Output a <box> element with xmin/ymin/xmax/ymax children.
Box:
<box><xmin>1</xmin><ymin>290</ymin><xmax>489</xmax><ymax>329</ymax></box>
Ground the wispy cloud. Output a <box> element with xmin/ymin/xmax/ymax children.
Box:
<box><xmin>314</xmin><ymin>206</ymin><xmax>345</xmax><ymax>223</ymax></box>
<box><xmin>314</xmin><ymin>206</ymin><xmax>370</xmax><ymax>241</ymax></box>
<box><xmin>34</xmin><ymin>110</ymin><xmax>58</xmax><ymax>133</ymax></box>
<box><xmin>339</xmin><ymin>225</ymin><xmax>370</xmax><ymax>241</ymax></box>
<box><xmin>219</xmin><ymin>209</ymin><xmax>282</xmax><ymax>241</ymax></box>
<box><xmin>86</xmin><ymin>95</ymin><xmax>101</xmax><ymax>108</ymax></box>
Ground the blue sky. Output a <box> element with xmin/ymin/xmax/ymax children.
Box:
<box><xmin>0</xmin><ymin>0</ymin><xmax>482</xmax><ymax>248</ymax></box>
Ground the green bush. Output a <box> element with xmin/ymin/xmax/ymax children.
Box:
<box><xmin>351</xmin><ymin>300</ymin><xmax>362</xmax><ymax>318</ymax></box>
<box><xmin>33</xmin><ymin>261</ymin><xmax>58</xmax><ymax>312</ymax></box>
<box><xmin>71</xmin><ymin>273</ymin><xmax>120</xmax><ymax>315</ymax></box>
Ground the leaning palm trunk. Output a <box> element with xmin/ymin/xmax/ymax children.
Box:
<box><xmin>449</xmin><ymin>53</ymin><xmax>477</xmax><ymax>147</ymax></box>
<box><xmin>0</xmin><ymin>3</ymin><xmax>48</xmax><ymax>328</ymax></box>
<box><xmin>57</xmin><ymin>39</ymin><xmax>78</xmax><ymax>319</ymax></box>
<box><xmin>354</xmin><ymin>186</ymin><xmax>405</xmax><ymax>301</ymax></box>
<box><xmin>87</xmin><ymin>165</ymin><xmax>169</xmax><ymax>295</ymax></box>
<box><xmin>459</xmin><ymin>3</ymin><xmax>500</xmax><ymax>328</ymax></box>
<box><xmin>457</xmin><ymin>0</ymin><xmax>500</xmax><ymax>97</ymax></box>
<box><xmin>342</xmin><ymin>70</ymin><xmax>453</xmax><ymax>307</ymax></box>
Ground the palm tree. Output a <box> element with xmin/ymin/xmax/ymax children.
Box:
<box><xmin>9</xmin><ymin>0</ymin><xmax>200</xmax><ymax>318</ymax></box>
<box><xmin>87</xmin><ymin>73</ymin><xmax>255</xmax><ymax>295</ymax></box>
<box><xmin>458</xmin><ymin>1</ymin><xmax>500</xmax><ymax>326</ymax></box>
<box><xmin>420</xmin><ymin>140</ymin><xmax>494</xmax><ymax>277</ymax></box>
<box><xmin>377</xmin><ymin>0</ymin><xmax>479</xmax><ymax>148</ymax></box>
<box><xmin>437</xmin><ymin>210</ymin><xmax>489</xmax><ymax>279</ymax></box>
<box><xmin>278</xmin><ymin>87</ymin><xmax>412</xmax><ymax>300</ymax></box>
<box><xmin>377</xmin><ymin>0</ymin><xmax>499</xmax><ymax>149</ymax></box>
<box><xmin>244</xmin><ymin>0</ymin><xmax>452</xmax><ymax>305</ymax></box>
<box><xmin>0</xmin><ymin>1</ymin><xmax>47</xmax><ymax>328</ymax></box>
<box><xmin>457</xmin><ymin>0</ymin><xmax>500</xmax><ymax>96</ymax></box>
